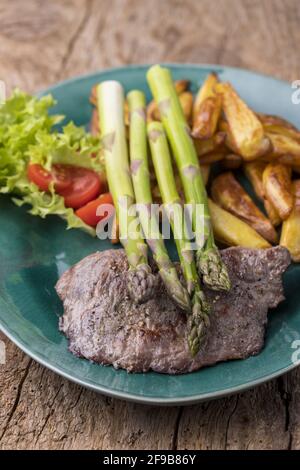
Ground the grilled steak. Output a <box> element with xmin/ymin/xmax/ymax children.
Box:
<box><xmin>56</xmin><ymin>246</ymin><xmax>290</xmax><ymax>374</ymax></box>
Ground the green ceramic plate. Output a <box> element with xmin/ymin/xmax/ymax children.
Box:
<box><xmin>1</xmin><ymin>64</ymin><xmax>300</xmax><ymax>405</ymax></box>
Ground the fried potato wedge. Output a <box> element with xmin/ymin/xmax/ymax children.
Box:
<box><xmin>218</xmin><ymin>119</ymin><xmax>240</xmax><ymax>154</ymax></box>
<box><xmin>200</xmin><ymin>164</ymin><xmax>211</xmax><ymax>186</ymax></box>
<box><xmin>243</xmin><ymin>161</ymin><xmax>266</xmax><ymax>199</ymax></box>
<box><xmin>193</xmin><ymin>132</ymin><xmax>226</xmax><ymax>157</ymax></box>
<box><xmin>263</xmin><ymin>123</ymin><xmax>300</xmax><ymax>143</ymax></box>
<box><xmin>264</xmin><ymin>199</ymin><xmax>281</xmax><ymax>228</ymax></box>
<box><xmin>90</xmin><ymin>85</ymin><xmax>97</xmax><ymax>106</ymax></box>
<box><xmin>111</xmin><ymin>214</ymin><xmax>120</xmax><ymax>245</ymax></box>
<box><xmin>243</xmin><ymin>161</ymin><xmax>281</xmax><ymax>226</ymax></box>
<box><xmin>124</xmin><ymin>99</ymin><xmax>130</xmax><ymax>127</ymax></box>
<box><xmin>263</xmin><ymin>163</ymin><xmax>293</xmax><ymax>220</ymax></box>
<box><xmin>199</xmin><ymin>151</ymin><xmax>225</xmax><ymax>165</ymax></box>
<box><xmin>179</xmin><ymin>92</ymin><xmax>193</xmax><ymax>124</ymax></box>
<box><xmin>90</xmin><ymin>108</ymin><xmax>99</xmax><ymax>136</ymax></box>
<box><xmin>208</xmin><ymin>199</ymin><xmax>271</xmax><ymax>249</ymax></box>
<box><xmin>266</xmin><ymin>132</ymin><xmax>300</xmax><ymax>166</ymax></box>
<box><xmin>216</xmin><ymin>83</ymin><xmax>270</xmax><ymax>160</ymax></box>
<box><xmin>192</xmin><ymin>96</ymin><xmax>222</xmax><ymax>140</ymax></box>
<box><xmin>221</xmin><ymin>153</ymin><xmax>243</xmax><ymax>170</ymax></box>
<box><xmin>257</xmin><ymin>113</ymin><xmax>298</xmax><ymax>132</ymax></box>
<box><xmin>280</xmin><ymin>180</ymin><xmax>300</xmax><ymax>262</ymax></box>
<box><xmin>211</xmin><ymin>172</ymin><xmax>278</xmax><ymax>243</ymax></box>
<box><xmin>147</xmin><ymin>99</ymin><xmax>161</xmax><ymax>122</ymax></box>
<box><xmin>192</xmin><ymin>73</ymin><xmax>221</xmax><ymax>139</ymax></box>
<box><xmin>174</xmin><ymin>79</ymin><xmax>190</xmax><ymax>94</ymax></box>
<box><xmin>193</xmin><ymin>73</ymin><xmax>218</xmax><ymax>119</ymax></box>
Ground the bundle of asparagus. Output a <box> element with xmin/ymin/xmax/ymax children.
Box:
<box><xmin>148</xmin><ymin>121</ymin><xmax>210</xmax><ymax>355</ymax></box>
<box><xmin>147</xmin><ymin>65</ymin><xmax>231</xmax><ymax>292</ymax></box>
<box><xmin>97</xmin><ymin>71</ymin><xmax>231</xmax><ymax>355</ymax></box>
<box><xmin>127</xmin><ymin>90</ymin><xmax>190</xmax><ymax>312</ymax></box>
<box><xmin>96</xmin><ymin>81</ymin><xmax>156</xmax><ymax>303</ymax></box>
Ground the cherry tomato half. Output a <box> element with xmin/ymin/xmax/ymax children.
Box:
<box><xmin>59</xmin><ymin>166</ymin><xmax>102</xmax><ymax>209</ymax></box>
<box><xmin>75</xmin><ymin>192</ymin><xmax>114</xmax><ymax>227</ymax></box>
<box><xmin>27</xmin><ymin>164</ymin><xmax>72</xmax><ymax>193</ymax></box>
<box><xmin>28</xmin><ymin>163</ymin><xmax>102</xmax><ymax>209</ymax></box>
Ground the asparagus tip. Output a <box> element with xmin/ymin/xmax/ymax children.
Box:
<box><xmin>197</xmin><ymin>247</ymin><xmax>231</xmax><ymax>292</ymax></box>
<box><xmin>159</xmin><ymin>269</ymin><xmax>191</xmax><ymax>312</ymax></box>
<box><xmin>188</xmin><ymin>290</ymin><xmax>211</xmax><ymax>356</ymax></box>
<box><xmin>127</xmin><ymin>264</ymin><xmax>158</xmax><ymax>304</ymax></box>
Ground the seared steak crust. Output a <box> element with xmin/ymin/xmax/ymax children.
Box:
<box><xmin>56</xmin><ymin>247</ymin><xmax>290</xmax><ymax>374</ymax></box>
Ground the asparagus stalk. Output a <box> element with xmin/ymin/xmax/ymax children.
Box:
<box><xmin>147</xmin><ymin>65</ymin><xmax>230</xmax><ymax>292</ymax></box>
<box><xmin>148</xmin><ymin>121</ymin><xmax>210</xmax><ymax>355</ymax></box>
<box><xmin>127</xmin><ymin>90</ymin><xmax>190</xmax><ymax>311</ymax></box>
<box><xmin>97</xmin><ymin>81</ymin><xmax>156</xmax><ymax>303</ymax></box>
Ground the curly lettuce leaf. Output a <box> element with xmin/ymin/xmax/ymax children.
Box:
<box><xmin>0</xmin><ymin>90</ymin><xmax>63</xmax><ymax>193</ymax></box>
<box><xmin>13</xmin><ymin>181</ymin><xmax>96</xmax><ymax>237</ymax></box>
<box><xmin>28</xmin><ymin>122</ymin><xmax>102</xmax><ymax>172</ymax></box>
<box><xmin>0</xmin><ymin>89</ymin><xmax>102</xmax><ymax>235</ymax></box>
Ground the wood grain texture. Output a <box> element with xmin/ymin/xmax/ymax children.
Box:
<box><xmin>1</xmin><ymin>0</ymin><xmax>300</xmax><ymax>450</ymax></box>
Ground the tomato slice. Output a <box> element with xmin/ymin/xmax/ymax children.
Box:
<box><xmin>27</xmin><ymin>164</ymin><xmax>72</xmax><ymax>193</ymax></box>
<box><xmin>59</xmin><ymin>166</ymin><xmax>102</xmax><ymax>209</ymax></box>
<box><xmin>28</xmin><ymin>163</ymin><xmax>102</xmax><ymax>209</ymax></box>
<box><xmin>75</xmin><ymin>193</ymin><xmax>114</xmax><ymax>227</ymax></box>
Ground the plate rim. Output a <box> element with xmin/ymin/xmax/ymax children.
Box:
<box><xmin>1</xmin><ymin>318</ymin><xmax>299</xmax><ymax>405</ymax></box>
<box><xmin>37</xmin><ymin>62</ymin><xmax>291</xmax><ymax>97</ymax></box>
<box><xmin>1</xmin><ymin>63</ymin><xmax>299</xmax><ymax>405</ymax></box>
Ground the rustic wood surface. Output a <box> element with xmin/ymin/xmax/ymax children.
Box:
<box><xmin>0</xmin><ymin>0</ymin><xmax>300</xmax><ymax>450</ymax></box>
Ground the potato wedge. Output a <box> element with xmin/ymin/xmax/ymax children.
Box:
<box><xmin>280</xmin><ymin>180</ymin><xmax>300</xmax><ymax>262</ymax></box>
<box><xmin>208</xmin><ymin>199</ymin><xmax>271</xmax><ymax>249</ymax></box>
<box><xmin>263</xmin><ymin>163</ymin><xmax>293</xmax><ymax>220</ymax></box>
<box><xmin>243</xmin><ymin>161</ymin><xmax>282</xmax><ymax>226</ymax></box>
<box><xmin>179</xmin><ymin>91</ymin><xmax>193</xmax><ymax>124</ymax></box>
<box><xmin>90</xmin><ymin>108</ymin><xmax>99</xmax><ymax>136</ymax></box>
<box><xmin>193</xmin><ymin>132</ymin><xmax>226</xmax><ymax>157</ymax></box>
<box><xmin>192</xmin><ymin>96</ymin><xmax>222</xmax><ymax>140</ymax></box>
<box><xmin>199</xmin><ymin>151</ymin><xmax>225</xmax><ymax>165</ymax></box>
<box><xmin>192</xmin><ymin>73</ymin><xmax>221</xmax><ymax>139</ymax></box>
<box><xmin>174</xmin><ymin>79</ymin><xmax>190</xmax><ymax>94</ymax></box>
<box><xmin>218</xmin><ymin>119</ymin><xmax>240</xmax><ymax>154</ymax></box>
<box><xmin>263</xmin><ymin>123</ymin><xmax>300</xmax><ymax>143</ymax></box>
<box><xmin>200</xmin><ymin>164</ymin><xmax>211</xmax><ymax>186</ymax></box>
<box><xmin>211</xmin><ymin>172</ymin><xmax>278</xmax><ymax>243</ymax></box>
<box><xmin>221</xmin><ymin>153</ymin><xmax>243</xmax><ymax>170</ymax></box>
<box><xmin>257</xmin><ymin>113</ymin><xmax>298</xmax><ymax>132</ymax></box>
<box><xmin>266</xmin><ymin>132</ymin><xmax>300</xmax><ymax>166</ymax></box>
<box><xmin>215</xmin><ymin>83</ymin><xmax>270</xmax><ymax>160</ymax></box>
<box><xmin>264</xmin><ymin>199</ymin><xmax>281</xmax><ymax>228</ymax></box>
<box><xmin>147</xmin><ymin>99</ymin><xmax>161</xmax><ymax>122</ymax></box>
<box><xmin>90</xmin><ymin>85</ymin><xmax>97</xmax><ymax>106</ymax></box>
<box><xmin>193</xmin><ymin>73</ymin><xmax>218</xmax><ymax>120</ymax></box>
<box><xmin>243</xmin><ymin>161</ymin><xmax>265</xmax><ymax>199</ymax></box>
<box><xmin>111</xmin><ymin>214</ymin><xmax>120</xmax><ymax>245</ymax></box>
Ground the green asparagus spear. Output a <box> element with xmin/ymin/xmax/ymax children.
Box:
<box><xmin>148</xmin><ymin>121</ymin><xmax>210</xmax><ymax>355</ymax></box>
<box><xmin>147</xmin><ymin>65</ymin><xmax>230</xmax><ymax>292</ymax></box>
<box><xmin>97</xmin><ymin>80</ymin><xmax>156</xmax><ymax>303</ymax></box>
<box><xmin>127</xmin><ymin>90</ymin><xmax>190</xmax><ymax>311</ymax></box>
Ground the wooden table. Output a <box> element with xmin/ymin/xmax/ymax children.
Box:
<box><xmin>1</xmin><ymin>0</ymin><xmax>300</xmax><ymax>450</ymax></box>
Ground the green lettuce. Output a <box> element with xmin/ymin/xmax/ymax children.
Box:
<box><xmin>13</xmin><ymin>181</ymin><xmax>96</xmax><ymax>236</ymax></box>
<box><xmin>0</xmin><ymin>90</ymin><xmax>102</xmax><ymax>235</ymax></box>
